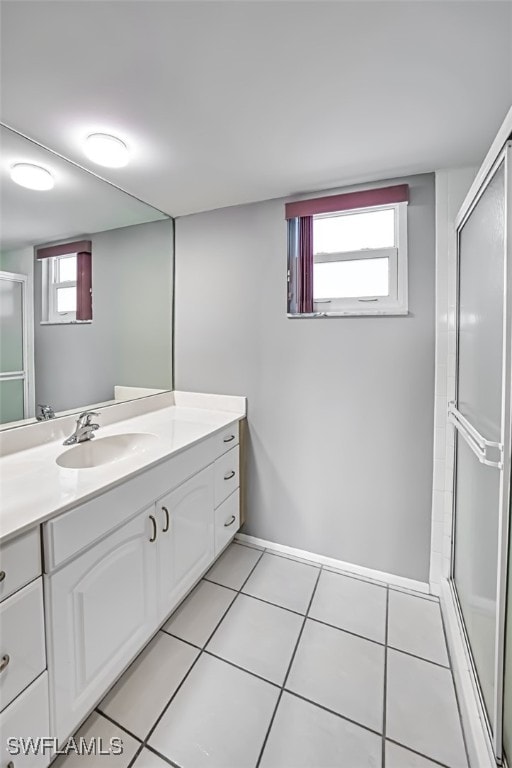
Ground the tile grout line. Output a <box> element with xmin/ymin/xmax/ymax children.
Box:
<box><xmin>283</xmin><ymin>688</ymin><xmax>382</xmax><ymax>738</ymax></box>
<box><xmin>382</xmin><ymin>586</ymin><xmax>390</xmax><ymax>768</ymax></box>
<box><xmin>144</xmin><ymin>743</ymin><xmax>184</xmax><ymax>768</ymax></box>
<box><xmin>386</xmin><ymin>644</ymin><xmax>451</xmax><ymax>670</ymax></box>
<box><xmin>125</xmin><ymin>743</ymin><xmax>144</xmax><ymax>768</ymax></box>
<box><xmin>385</xmin><ymin>737</ymin><xmax>454</xmax><ymax>768</ymax></box>
<box><xmin>254</xmin><ymin>564</ymin><xmax>324</xmax><ymax>768</ymax></box>
<box><xmin>95</xmin><ymin>708</ymin><xmax>143</xmax><ymax>745</ymax></box>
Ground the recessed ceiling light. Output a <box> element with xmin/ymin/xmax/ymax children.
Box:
<box><xmin>84</xmin><ymin>133</ymin><xmax>130</xmax><ymax>168</ymax></box>
<box><xmin>10</xmin><ymin>163</ymin><xmax>54</xmax><ymax>191</ymax></box>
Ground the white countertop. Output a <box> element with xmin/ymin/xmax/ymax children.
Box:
<box><xmin>0</xmin><ymin>393</ymin><xmax>246</xmax><ymax>544</ymax></box>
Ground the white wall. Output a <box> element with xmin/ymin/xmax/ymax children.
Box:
<box><xmin>430</xmin><ymin>167</ymin><xmax>477</xmax><ymax>593</ymax></box>
<box><xmin>34</xmin><ymin>219</ymin><xmax>173</xmax><ymax>412</ymax></box>
<box><xmin>175</xmin><ymin>173</ymin><xmax>436</xmax><ymax>582</ymax></box>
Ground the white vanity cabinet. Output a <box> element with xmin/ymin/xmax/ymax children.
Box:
<box><xmin>44</xmin><ymin>507</ymin><xmax>158</xmax><ymax>745</ymax></box>
<box><xmin>155</xmin><ymin>465</ymin><xmax>215</xmax><ymax>618</ymax></box>
<box><xmin>40</xmin><ymin>419</ymin><xmax>242</xmax><ymax>744</ymax></box>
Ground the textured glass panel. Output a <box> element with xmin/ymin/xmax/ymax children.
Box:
<box><xmin>454</xmin><ymin>161</ymin><xmax>505</xmax><ymax>732</ymax></box>
<box><xmin>454</xmin><ymin>437</ymin><xmax>500</xmax><ymax>722</ymax></box>
<box><xmin>57</xmin><ymin>287</ymin><xmax>76</xmax><ymax>313</ymax></box>
<box><xmin>457</xmin><ymin>163</ymin><xmax>504</xmax><ymax>441</ymax></box>
<box><xmin>314</xmin><ymin>208</ymin><xmax>395</xmax><ymax>254</ymax></box>
<box><xmin>314</xmin><ymin>257</ymin><xmax>389</xmax><ymax>300</ymax></box>
<box><xmin>0</xmin><ymin>378</ymin><xmax>24</xmax><ymax>424</ymax></box>
<box><xmin>0</xmin><ymin>278</ymin><xmax>23</xmax><ymax>372</ymax></box>
<box><xmin>57</xmin><ymin>255</ymin><xmax>77</xmax><ymax>283</ymax></box>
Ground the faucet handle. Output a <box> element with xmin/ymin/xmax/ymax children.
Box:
<box><xmin>77</xmin><ymin>411</ymin><xmax>100</xmax><ymax>427</ymax></box>
<box><xmin>37</xmin><ymin>404</ymin><xmax>55</xmax><ymax>421</ymax></box>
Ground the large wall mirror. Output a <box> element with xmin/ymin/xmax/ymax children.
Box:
<box><xmin>0</xmin><ymin>124</ymin><xmax>173</xmax><ymax>430</ymax></box>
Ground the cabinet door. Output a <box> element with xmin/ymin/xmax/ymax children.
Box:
<box><xmin>157</xmin><ymin>466</ymin><xmax>214</xmax><ymax>619</ymax></box>
<box><xmin>45</xmin><ymin>508</ymin><xmax>158</xmax><ymax>743</ymax></box>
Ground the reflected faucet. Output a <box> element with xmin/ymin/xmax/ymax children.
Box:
<box><xmin>63</xmin><ymin>411</ymin><xmax>100</xmax><ymax>446</ymax></box>
<box><xmin>37</xmin><ymin>404</ymin><xmax>55</xmax><ymax>421</ymax></box>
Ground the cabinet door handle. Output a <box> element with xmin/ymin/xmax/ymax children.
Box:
<box><xmin>224</xmin><ymin>470</ymin><xmax>236</xmax><ymax>480</ymax></box>
<box><xmin>149</xmin><ymin>515</ymin><xmax>157</xmax><ymax>543</ymax></box>
<box><xmin>0</xmin><ymin>570</ymin><xmax>5</xmax><ymax>582</ymax></box>
<box><xmin>223</xmin><ymin>435</ymin><xmax>235</xmax><ymax>443</ymax></box>
<box><xmin>224</xmin><ymin>515</ymin><xmax>236</xmax><ymax>527</ymax></box>
<box><xmin>162</xmin><ymin>506</ymin><xmax>170</xmax><ymax>533</ymax></box>
<box><xmin>0</xmin><ymin>654</ymin><xmax>10</xmax><ymax>672</ymax></box>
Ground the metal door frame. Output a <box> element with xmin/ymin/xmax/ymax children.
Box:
<box><xmin>0</xmin><ymin>270</ymin><xmax>34</xmax><ymax>421</ymax></box>
<box><xmin>450</xmin><ymin>141</ymin><xmax>512</xmax><ymax>764</ymax></box>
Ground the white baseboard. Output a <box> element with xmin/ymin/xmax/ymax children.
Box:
<box><xmin>439</xmin><ymin>579</ymin><xmax>495</xmax><ymax>768</ymax></box>
<box><xmin>235</xmin><ymin>533</ymin><xmax>430</xmax><ymax>594</ymax></box>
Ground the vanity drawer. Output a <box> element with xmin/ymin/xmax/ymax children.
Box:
<box><xmin>215</xmin><ymin>423</ymin><xmax>239</xmax><ymax>456</ymax></box>
<box><xmin>214</xmin><ymin>490</ymin><xmax>240</xmax><ymax>555</ymax></box>
<box><xmin>0</xmin><ymin>579</ymin><xmax>46</xmax><ymax>712</ymax></box>
<box><xmin>0</xmin><ymin>672</ymin><xmax>50</xmax><ymax>768</ymax></box>
<box><xmin>0</xmin><ymin>529</ymin><xmax>41</xmax><ymax>604</ymax></box>
<box><xmin>214</xmin><ymin>446</ymin><xmax>239</xmax><ymax>508</ymax></box>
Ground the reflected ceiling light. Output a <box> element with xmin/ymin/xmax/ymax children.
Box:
<box><xmin>84</xmin><ymin>133</ymin><xmax>130</xmax><ymax>168</ymax></box>
<box><xmin>10</xmin><ymin>163</ymin><xmax>54</xmax><ymax>191</ymax></box>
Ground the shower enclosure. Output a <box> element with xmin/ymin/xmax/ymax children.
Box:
<box><xmin>450</xmin><ymin>141</ymin><xmax>512</xmax><ymax>765</ymax></box>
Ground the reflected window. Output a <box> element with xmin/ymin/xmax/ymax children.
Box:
<box><xmin>36</xmin><ymin>240</ymin><xmax>92</xmax><ymax>324</ymax></box>
<box><xmin>52</xmin><ymin>255</ymin><xmax>77</xmax><ymax>318</ymax></box>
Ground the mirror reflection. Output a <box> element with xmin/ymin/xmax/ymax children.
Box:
<box><xmin>0</xmin><ymin>125</ymin><xmax>173</xmax><ymax>429</ymax></box>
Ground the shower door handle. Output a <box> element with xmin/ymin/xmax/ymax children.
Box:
<box><xmin>448</xmin><ymin>402</ymin><xmax>503</xmax><ymax>469</ymax></box>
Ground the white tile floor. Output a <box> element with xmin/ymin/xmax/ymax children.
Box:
<box><xmin>57</xmin><ymin>542</ymin><xmax>469</xmax><ymax>768</ymax></box>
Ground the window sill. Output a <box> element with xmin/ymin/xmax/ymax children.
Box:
<box><xmin>40</xmin><ymin>320</ymin><xmax>92</xmax><ymax>326</ymax></box>
<box><xmin>287</xmin><ymin>309</ymin><xmax>409</xmax><ymax>318</ymax></box>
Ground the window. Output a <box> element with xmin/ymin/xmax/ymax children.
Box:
<box><xmin>286</xmin><ymin>185</ymin><xmax>409</xmax><ymax>316</ymax></box>
<box><xmin>49</xmin><ymin>254</ymin><xmax>78</xmax><ymax>321</ymax></box>
<box><xmin>36</xmin><ymin>240</ymin><xmax>92</xmax><ymax>324</ymax></box>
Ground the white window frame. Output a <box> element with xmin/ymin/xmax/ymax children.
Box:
<box><xmin>41</xmin><ymin>254</ymin><xmax>79</xmax><ymax>324</ymax></box>
<box><xmin>312</xmin><ymin>201</ymin><xmax>408</xmax><ymax>316</ymax></box>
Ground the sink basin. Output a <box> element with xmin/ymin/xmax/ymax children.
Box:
<box><xmin>56</xmin><ymin>433</ymin><xmax>158</xmax><ymax>469</ymax></box>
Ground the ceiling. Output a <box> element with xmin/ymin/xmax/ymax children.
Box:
<box><xmin>1</xmin><ymin>1</ymin><xmax>511</xmax><ymax>218</ymax></box>
<box><xmin>0</xmin><ymin>126</ymin><xmax>166</xmax><ymax>251</ymax></box>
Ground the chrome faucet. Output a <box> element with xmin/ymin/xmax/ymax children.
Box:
<box><xmin>63</xmin><ymin>411</ymin><xmax>100</xmax><ymax>446</ymax></box>
<box><xmin>37</xmin><ymin>404</ymin><xmax>55</xmax><ymax>421</ymax></box>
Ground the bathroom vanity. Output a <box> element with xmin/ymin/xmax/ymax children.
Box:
<box><xmin>0</xmin><ymin>392</ymin><xmax>246</xmax><ymax>764</ymax></box>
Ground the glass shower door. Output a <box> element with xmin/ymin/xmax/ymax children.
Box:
<box><xmin>452</xmin><ymin>146</ymin><xmax>511</xmax><ymax>762</ymax></box>
<box><xmin>0</xmin><ymin>272</ymin><xmax>28</xmax><ymax>424</ymax></box>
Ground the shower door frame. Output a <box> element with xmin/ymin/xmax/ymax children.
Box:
<box><xmin>0</xmin><ymin>270</ymin><xmax>34</xmax><ymax>423</ymax></box>
<box><xmin>450</xmin><ymin>141</ymin><xmax>512</xmax><ymax>765</ymax></box>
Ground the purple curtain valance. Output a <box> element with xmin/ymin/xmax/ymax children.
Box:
<box><xmin>285</xmin><ymin>184</ymin><xmax>409</xmax><ymax>220</ymax></box>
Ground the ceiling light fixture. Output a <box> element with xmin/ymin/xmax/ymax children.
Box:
<box><xmin>84</xmin><ymin>133</ymin><xmax>130</xmax><ymax>168</ymax></box>
<box><xmin>10</xmin><ymin>163</ymin><xmax>55</xmax><ymax>191</ymax></box>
